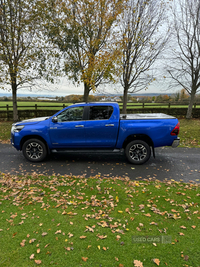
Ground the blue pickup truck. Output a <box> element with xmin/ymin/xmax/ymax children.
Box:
<box><xmin>11</xmin><ymin>102</ymin><xmax>180</xmax><ymax>164</ymax></box>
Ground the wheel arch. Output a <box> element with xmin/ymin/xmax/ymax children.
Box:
<box><xmin>20</xmin><ymin>135</ymin><xmax>50</xmax><ymax>154</ymax></box>
<box><xmin>123</xmin><ymin>134</ymin><xmax>154</xmax><ymax>152</ymax></box>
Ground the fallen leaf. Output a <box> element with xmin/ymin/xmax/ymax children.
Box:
<box><xmin>96</xmin><ymin>234</ymin><xmax>107</xmax><ymax>239</ymax></box>
<box><xmin>179</xmin><ymin>232</ymin><xmax>185</xmax><ymax>236</ymax></box>
<box><xmin>29</xmin><ymin>254</ymin><xmax>34</xmax><ymax>260</ymax></box>
<box><xmin>55</xmin><ymin>230</ymin><xmax>62</xmax><ymax>234</ymax></box>
<box><xmin>133</xmin><ymin>259</ymin><xmax>143</xmax><ymax>267</ymax></box>
<box><xmin>68</xmin><ymin>232</ymin><xmax>73</xmax><ymax>238</ymax></box>
<box><xmin>153</xmin><ymin>258</ymin><xmax>160</xmax><ymax>265</ymax></box>
<box><xmin>20</xmin><ymin>240</ymin><xmax>26</xmax><ymax>247</ymax></box>
<box><xmin>29</xmin><ymin>238</ymin><xmax>36</xmax><ymax>244</ymax></box>
<box><xmin>82</xmin><ymin>257</ymin><xmax>88</xmax><ymax>262</ymax></box>
<box><xmin>42</xmin><ymin>232</ymin><xmax>48</xmax><ymax>237</ymax></box>
<box><xmin>34</xmin><ymin>259</ymin><xmax>42</xmax><ymax>265</ymax></box>
<box><xmin>37</xmin><ymin>248</ymin><xmax>40</xmax><ymax>254</ymax></box>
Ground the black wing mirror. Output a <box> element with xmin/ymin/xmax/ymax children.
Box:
<box><xmin>52</xmin><ymin>116</ymin><xmax>58</xmax><ymax>123</ymax></box>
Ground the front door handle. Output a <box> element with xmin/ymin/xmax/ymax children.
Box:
<box><xmin>105</xmin><ymin>124</ymin><xmax>114</xmax><ymax>127</ymax></box>
<box><xmin>75</xmin><ymin>125</ymin><xmax>84</xmax><ymax>128</ymax></box>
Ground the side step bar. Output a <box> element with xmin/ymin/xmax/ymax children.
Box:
<box><xmin>51</xmin><ymin>149</ymin><xmax>124</xmax><ymax>154</ymax></box>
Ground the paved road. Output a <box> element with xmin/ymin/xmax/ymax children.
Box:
<box><xmin>0</xmin><ymin>144</ymin><xmax>199</xmax><ymax>183</ymax></box>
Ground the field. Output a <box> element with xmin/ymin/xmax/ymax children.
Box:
<box><xmin>0</xmin><ymin>101</ymin><xmax>200</xmax><ymax>111</ymax></box>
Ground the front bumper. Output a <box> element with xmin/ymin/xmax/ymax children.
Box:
<box><xmin>172</xmin><ymin>137</ymin><xmax>180</xmax><ymax>148</ymax></box>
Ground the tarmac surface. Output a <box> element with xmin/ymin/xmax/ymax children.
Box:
<box><xmin>0</xmin><ymin>144</ymin><xmax>200</xmax><ymax>183</ymax></box>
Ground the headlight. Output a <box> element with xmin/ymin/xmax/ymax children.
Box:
<box><xmin>11</xmin><ymin>125</ymin><xmax>25</xmax><ymax>133</ymax></box>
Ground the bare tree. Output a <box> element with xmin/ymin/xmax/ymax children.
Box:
<box><xmin>167</xmin><ymin>0</ymin><xmax>200</xmax><ymax>119</ymax></box>
<box><xmin>0</xmin><ymin>0</ymin><xmax>58</xmax><ymax>121</ymax></box>
<box><xmin>118</xmin><ymin>0</ymin><xmax>169</xmax><ymax>113</ymax></box>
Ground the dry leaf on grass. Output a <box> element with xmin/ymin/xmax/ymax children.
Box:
<box><xmin>133</xmin><ymin>259</ymin><xmax>143</xmax><ymax>267</ymax></box>
<box><xmin>153</xmin><ymin>258</ymin><xmax>160</xmax><ymax>265</ymax></box>
<box><xmin>82</xmin><ymin>257</ymin><xmax>88</xmax><ymax>262</ymax></box>
<box><xmin>29</xmin><ymin>254</ymin><xmax>34</xmax><ymax>260</ymax></box>
<box><xmin>34</xmin><ymin>259</ymin><xmax>42</xmax><ymax>265</ymax></box>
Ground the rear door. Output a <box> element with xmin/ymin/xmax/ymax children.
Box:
<box><xmin>84</xmin><ymin>105</ymin><xmax>119</xmax><ymax>148</ymax></box>
<box><xmin>49</xmin><ymin>106</ymin><xmax>85</xmax><ymax>147</ymax></box>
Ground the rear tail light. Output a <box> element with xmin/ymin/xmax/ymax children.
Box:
<box><xmin>171</xmin><ymin>122</ymin><xmax>180</xmax><ymax>136</ymax></box>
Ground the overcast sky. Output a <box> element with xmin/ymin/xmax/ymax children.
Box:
<box><xmin>0</xmin><ymin>75</ymin><xmax>175</xmax><ymax>97</ymax></box>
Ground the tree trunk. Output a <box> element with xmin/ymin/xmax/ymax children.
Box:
<box><xmin>186</xmin><ymin>88</ymin><xmax>196</xmax><ymax>119</ymax></box>
<box><xmin>122</xmin><ymin>87</ymin><xmax>128</xmax><ymax>114</ymax></box>
<box><xmin>83</xmin><ymin>83</ymin><xmax>90</xmax><ymax>102</ymax></box>
<box><xmin>12</xmin><ymin>80</ymin><xmax>18</xmax><ymax>122</ymax></box>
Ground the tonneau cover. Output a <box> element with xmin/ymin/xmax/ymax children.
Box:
<box><xmin>120</xmin><ymin>113</ymin><xmax>176</xmax><ymax>120</ymax></box>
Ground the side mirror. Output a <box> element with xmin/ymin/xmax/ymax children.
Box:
<box><xmin>52</xmin><ymin>116</ymin><xmax>58</xmax><ymax>123</ymax></box>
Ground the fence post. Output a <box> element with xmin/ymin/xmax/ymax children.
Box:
<box><xmin>35</xmin><ymin>104</ymin><xmax>37</xmax><ymax>117</ymax></box>
<box><xmin>63</xmin><ymin>104</ymin><xmax>65</xmax><ymax>108</ymax></box>
<box><xmin>142</xmin><ymin>103</ymin><xmax>144</xmax><ymax>108</ymax></box>
<box><xmin>168</xmin><ymin>103</ymin><xmax>171</xmax><ymax>108</ymax></box>
<box><xmin>194</xmin><ymin>103</ymin><xmax>196</xmax><ymax>108</ymax></box>
<box><xmin>6</xmin><ymin>104</ymin><xmax>9</xmax><ymax>120</ymax></box>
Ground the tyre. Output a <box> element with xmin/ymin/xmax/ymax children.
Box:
<box><xmin>22</xmin><ymin>139</ymin><xmax>47</xmax><ymax>162</ymax></box>
<box><xmin>125</xmin><ymin>140</ymin><xmax>151</xmax><ymax>165</ymax></box>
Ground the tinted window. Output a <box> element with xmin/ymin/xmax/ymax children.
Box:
<box><xmin>57</xmin><ymin>107</ymin><xmax>84</xmax><ymax>122</ymax></box>
<box><xmin>89</xmin><ymin>106</ymin><xmax>113</xmax><ymax>120</ymax></box>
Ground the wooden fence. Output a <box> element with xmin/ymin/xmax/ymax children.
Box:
<box><xmin>0</xmin><ymin>103</ymin><xmax>200</xmax><ymax>121</ymax></box>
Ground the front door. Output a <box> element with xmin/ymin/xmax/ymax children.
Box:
<box><xmin>49</xmin><ymin>106</ymin><xmax>85</xmax><ymax>147</ymax></box>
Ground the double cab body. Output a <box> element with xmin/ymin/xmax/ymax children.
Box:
<box><xmin>11</xmin><ymin>102</ymin><xmax>180</xmax><ymax>164</ymax></box>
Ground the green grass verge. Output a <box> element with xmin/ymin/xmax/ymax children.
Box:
<box><xmin>0</xmin><ymin>174</ymin><xmax>199</xmax><ymax>266</ymax></box>
<box><xmin>1</xmin><ymin>118</ymin><xmax>200</xmax><ymax>147</ymax></box>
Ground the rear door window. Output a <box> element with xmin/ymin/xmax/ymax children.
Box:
<box><xmin>89</xmin><ymin>106</ymin><xmax>113</xmax><ymax>120</ymax></box>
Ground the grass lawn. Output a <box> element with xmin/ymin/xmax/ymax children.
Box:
<box><xmin>0</xmin><ymin>174</ymin><xmax>200</xmax><ymax>267</ymax></box>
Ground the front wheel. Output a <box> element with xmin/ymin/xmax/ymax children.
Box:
<box><xmin>22</xmin><ymin>139</ymin><xmax>47</xmax><ymax>162</ymax></box>
<box><xmin>125</xmin><ymin>140</ymin><xmax>151</xmax><ymax>165</ymax></box>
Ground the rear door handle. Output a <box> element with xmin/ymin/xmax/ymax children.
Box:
<box><xmin>75</xmin><ymin>125</ymin><xmax>84</xmax><ymax>128</ymax></box>
<box><xmin>105</xmin><ymin>124</ymin><xmax>114</xmax><ymax>127</ymax></box>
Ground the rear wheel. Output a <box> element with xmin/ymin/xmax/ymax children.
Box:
<box><xmin>22</xmin><ymin>139</ymin><xmax>47</xmax><ymax>162</ymax></box>
<box><xmin>125</xmin><ymin>140</ymin><xmax>151</xmax><ymax>165</ymax></box>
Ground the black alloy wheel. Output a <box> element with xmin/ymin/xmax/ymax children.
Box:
<box><xmin>22</xmin><ymin>139</ymin><xmax>47</xmax><ymax>162</ymax></box>
<box><xmin>125</xmin><ymin>140</ymin><xmax>151</xmax><ymax>165</ymax></box>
